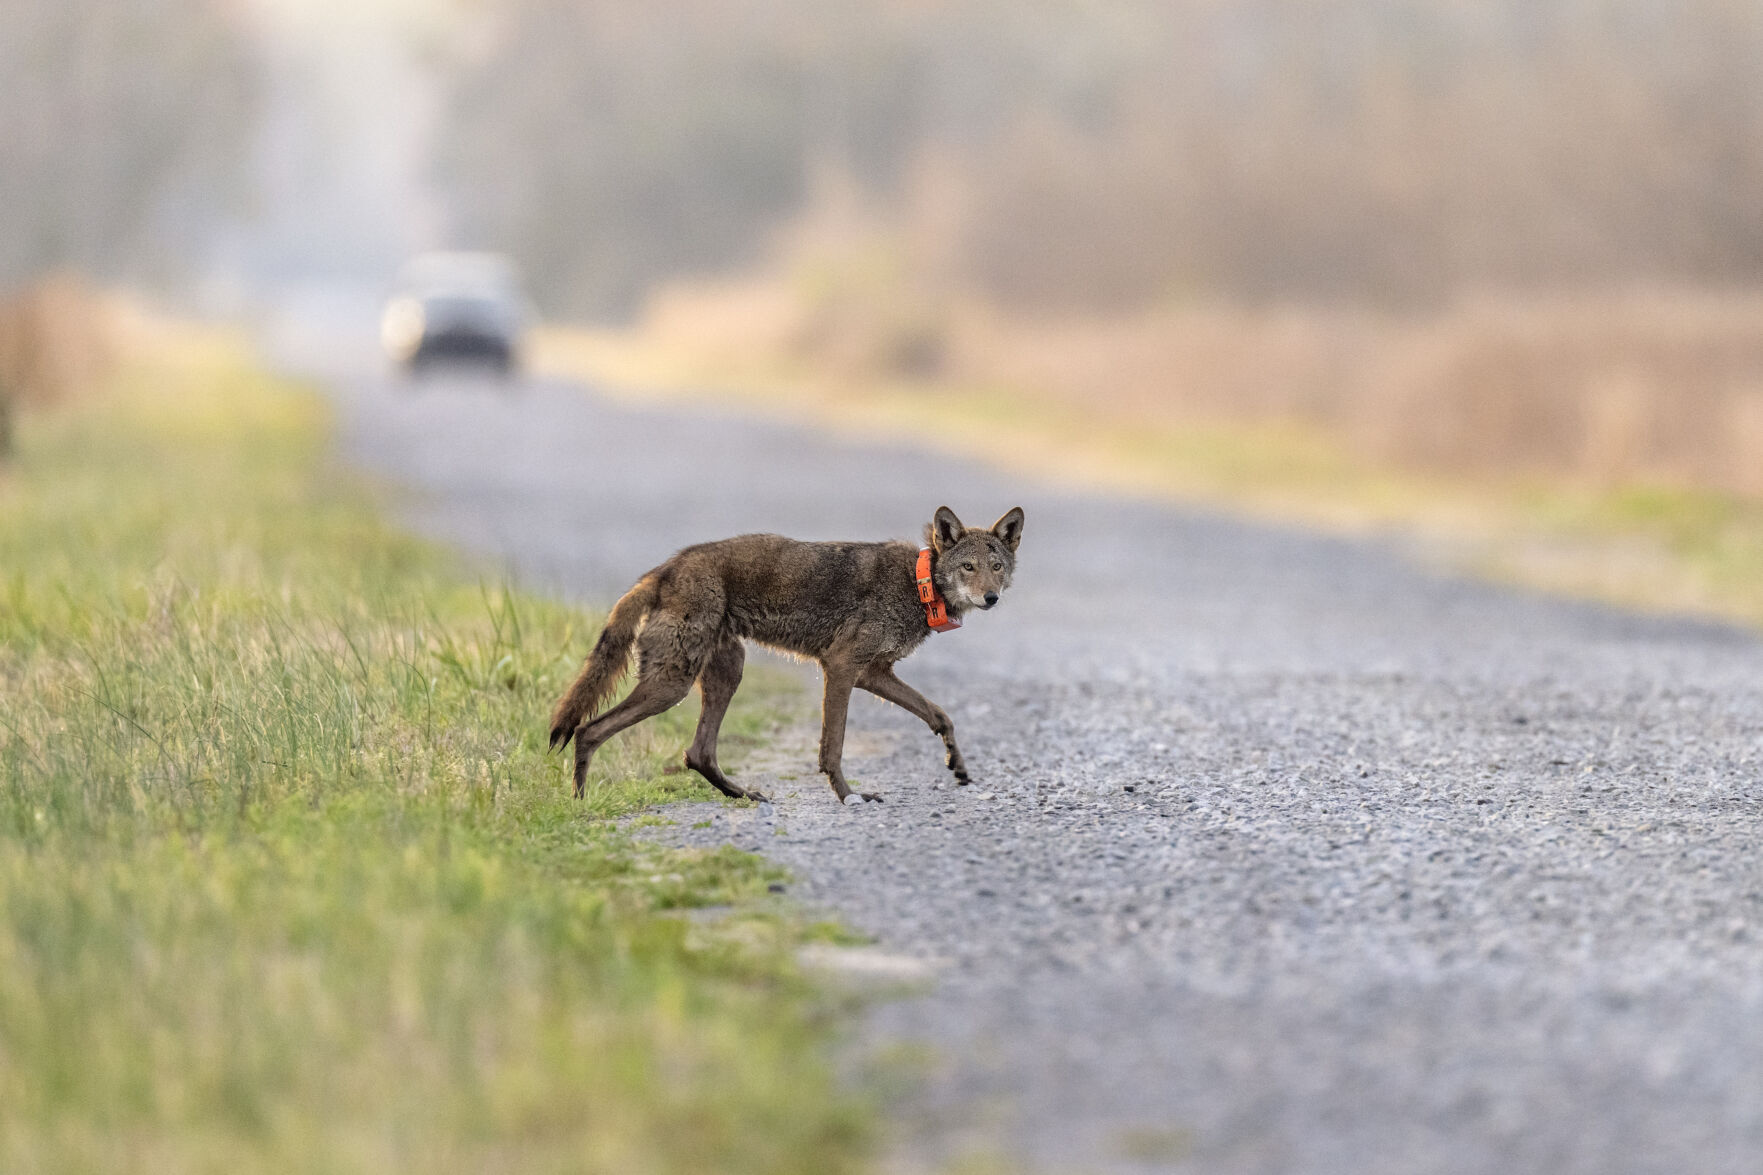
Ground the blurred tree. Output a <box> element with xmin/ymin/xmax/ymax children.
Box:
<box><xmin>438</xmin><ymin>0</ymin><xmax>1140</xmax><ymax>318</ymax></box>
<box><xmin>0</xmin><ymin>0</ymin><xmax>257</xmax><ymax>292</ymax></box>
<box><xmin>439</xmin><ymin>0</ymin><xmax>800</xmax><ymax>318</ymax></box>
<box><xmin>439</xmin><ymin>0</ymin><xmax>1763</xmax><ymax>319</ymax></box>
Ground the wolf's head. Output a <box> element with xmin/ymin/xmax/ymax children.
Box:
<box><xmin>925</xmin><ymin>505</ymin><xmax>1025</xmax><ymax>612</ymax></box>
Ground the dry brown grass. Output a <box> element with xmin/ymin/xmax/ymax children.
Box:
<box><xmin>0</xmin><ymin>275</ymin><xmax>122</xmax><ymax>461</ymax></box>
<box><xmin>601</xmin><ymin>272</ymin><xmax>1763</xmax><ymax>498</ymax></box>
<box><xmin>533</xmin><ymin>271</ymin><xmax>1763</xmax><ymax>628</ymax></box>
<box><xmin>969</xmin><ymin>291</ymin><xmax>1763</xmax><ymax>495</ymax></box>
<box><xmin>0</xmin><ymin>275</ymin><xmax>117</xmax><ymax>457</ymax></box>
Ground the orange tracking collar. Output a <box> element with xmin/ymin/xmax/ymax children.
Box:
<box><xmin>916</xmin><ymin>548</ymin><xmax>962</xmax><ymax>632</ymax></box>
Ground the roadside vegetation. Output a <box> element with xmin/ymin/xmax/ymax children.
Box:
<box><xmin>535</xmin><ymin>285</ymin><xmax>1763</xmax><ymax>630</ymax></box>
<box><xmin>435</xmin><ymin>0</ymin><xmax>1763</xmax><ymax>630</ymax></box>
<box><xmin>0</xmin><ymin>322</ymin><xmax>867</xmax><ymax>1174</ymax></box>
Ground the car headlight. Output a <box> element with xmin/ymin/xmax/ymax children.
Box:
<box><xmin>380</xmin><ymin>297</ymin><xmax>425</xmax><ymax>357</ymax></box>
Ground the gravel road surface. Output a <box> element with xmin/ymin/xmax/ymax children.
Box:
<box><xmin>332</xmin><ymin>368</ymin><xmax>1763</xmax><ymax>1174</ymax></box>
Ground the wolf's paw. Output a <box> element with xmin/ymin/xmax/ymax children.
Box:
<box><xmin>841</xmin><ymin>791</ymin><xmax>885</xmax><ymax>805</ymax></box>
<box><xmin>742</xmin><ymin>787</ymin><xmax>772</xmax><ymax>804</ymax></box>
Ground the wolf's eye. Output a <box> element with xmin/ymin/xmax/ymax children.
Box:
<box><xmin>961</xmin><ymin>562</ymin><xmax>974</xmax><ymax>572</ymax></box>
<box><xmin>991</xmin><ymin>561</ymin><xmax>1002</xmax><ymax>571</ymax></box>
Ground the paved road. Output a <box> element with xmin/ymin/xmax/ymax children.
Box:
<box><xmin>332</xmin><ymin>367</ymin><xmax>1763</xmax><ymax>1174</ymax></box>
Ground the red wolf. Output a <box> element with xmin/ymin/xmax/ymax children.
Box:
<box><xmin>549</xmin><ymin>505</ymin><xmax>1024</xmax><ymax>804</ymax></box>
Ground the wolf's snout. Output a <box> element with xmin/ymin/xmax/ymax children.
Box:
<box><xmin>983</xmin><ymin>591</ymin><xmax>999</xmax><ymax>608</ymax></box>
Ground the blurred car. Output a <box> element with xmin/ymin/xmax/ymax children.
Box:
<box><xmin>381</xmin><ymin>252</ymin><xmax>531</xmax><ymax>379</ymax></box>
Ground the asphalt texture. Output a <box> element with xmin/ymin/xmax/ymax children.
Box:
<box><xmin>333</xmin><ymin>367</ymin><xmax>1763</xmax><ymax>1174</ymax></box>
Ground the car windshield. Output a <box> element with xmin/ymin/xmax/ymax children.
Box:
<box><xmin>416</xmin><ymin>292</ymin><xmax>514</xmax><ymax>329</ymax></box>
<box><xmin>422</xmin><ymin>293</ymin><xmax>507</xmax><ymax>321</ymax></box>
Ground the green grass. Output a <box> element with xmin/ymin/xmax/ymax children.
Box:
<box><xmin>0</xmin><ymin>333</ymin><xmax>867</xmax><ymax>1174</ymax></box>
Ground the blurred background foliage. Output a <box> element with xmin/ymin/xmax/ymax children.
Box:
<box><xmin>445</xmin><ymin>0</ymin><xmax>1763</xmax><ymax>318</ymax></box>
<box><xmin>6</xmin><ymin>0</ymin><xmax>1763</xmax><ymax>315</ymax></box>
<box><xmin>8</xmin><ymin>0</ymin><xmax>1763</xmax><ymax>500</ymax></box>
<box><xmin>0</xmin><ymin>0</ymin><xmax>257</xmax><ymax>292</ymax></box>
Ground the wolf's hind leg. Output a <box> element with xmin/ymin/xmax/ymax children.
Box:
<box><xmin>571</xmin><ymin>605</ymin><xmax>722</xmax><ymax>797</ymax></box>
<box><xmin>570</xmin><ymin>670</ymin><xmax>696</xmax><ymax>797</ymax></box>
<box><xmin>857</xmin><ymin>663</ymin><xmax>970</xmax><ymax>785</ymax></box>
<box><xmin>685</xmin><ymin>637</ymin><xmax>767</xmax><ymax>802</ymax></box>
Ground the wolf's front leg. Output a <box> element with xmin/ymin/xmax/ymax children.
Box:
<box><xmin>857</xmin><ymin>664</ymin><xmax>970</xmax><ymax>785</ymax></box>
<box><xmin>933</xmin><ymin>708</ymin><xmax>969</xmax><ymax>784</ymax></box>
<box><xmin>819</xmin><ymin>661</ymin><xmax>882</xmax><ymax>804</ymax></box>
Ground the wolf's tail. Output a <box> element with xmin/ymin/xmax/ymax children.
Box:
<box><xmin>548</xmin><ymin>574</ymin><xmax>660</xmax><ymax>750</ymax></box>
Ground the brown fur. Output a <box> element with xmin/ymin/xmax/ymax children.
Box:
<box><xmin>549</xmin><ymin>505</ymin><xmax>1025</xmax><ymax>803</ymax></box>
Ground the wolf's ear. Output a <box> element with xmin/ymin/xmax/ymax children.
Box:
<box><xmin>990</xmin><ymin>506</ymin><xmax>1024</xmax><ymax>552</ymax></box>
<box><xmin>927</xmin><ymin>505</ymin><xmax>965</xmax><ymax>552</ymax></box>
